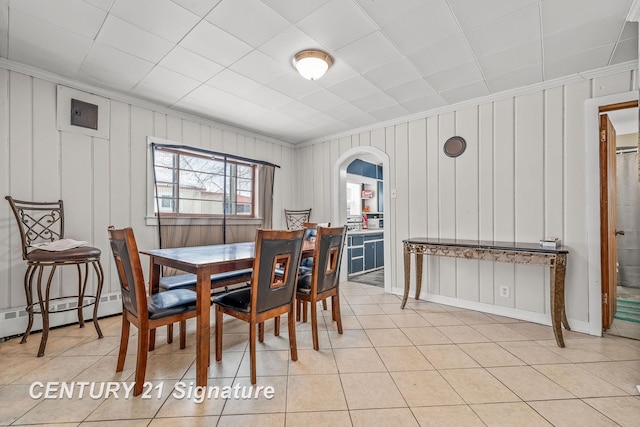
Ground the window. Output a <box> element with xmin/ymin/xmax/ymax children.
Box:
<box><xmin>153</xmin><ymin>146</ymin><xmax>256</xmax><ymax>217</ymax></box>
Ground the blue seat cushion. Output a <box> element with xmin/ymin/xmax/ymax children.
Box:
<box><xmin>213</xmin><ymin>287</ymin><xmax>251</xmax><ymax>313</ymax></box>
<box><xmin>159</xmin><ymin>268</ymin><xmax>253</xmax><ymax>291</ymax></box>
<box><xmin>147</xmin><ymin>289</ymin><xmax>197</xmax><ymax>320</ymax></box>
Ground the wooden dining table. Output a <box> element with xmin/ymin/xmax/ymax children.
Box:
<box><xmin>140</xmin><ymin>239</ymin><xmax>315</xmax><ymax>387</ymax></box>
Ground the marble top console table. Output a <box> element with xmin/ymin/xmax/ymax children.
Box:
<box><xmin>402</xmin><ymin>238</ymin><xmax>569</xmax><ymax>347</ymax></box>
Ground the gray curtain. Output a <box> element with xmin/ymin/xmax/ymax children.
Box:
<box><xmin>616</xmin><ymin>150</ymin><xmax>640</xmax><ymax>288</ymax></box>
<box><xmin>260</xmin><ymin>164</ymin><xmax>275</xmax><ymax>229</ymax></box>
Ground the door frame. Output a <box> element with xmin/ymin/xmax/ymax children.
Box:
<box><xmin>585</xmin><ymin>91</ymin><xmax>638</xmax><ymax>336</ymax></box>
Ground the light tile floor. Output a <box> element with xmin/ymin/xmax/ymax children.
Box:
<box><xmin>1</xmin><ymin>281</ymin><xmax>640</xmax><ymax>426</ymax></box>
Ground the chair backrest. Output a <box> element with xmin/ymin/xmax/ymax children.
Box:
<box><xmin>5</xmin><ymin>196</ymin><xmax>65</xmax><ymax>260</ymax></box>
<box><xmin>284</xmin><ymin>209</ymin><xmax>311</xmax><ymax>230</ymax></box>
<box><xmin>251</xmin><ymin>228</ymin><xmax>305</xmax><ymax>314</ymax></box>
<box><xmin>107</xmin><ymin>227</ymin><xmax>148</xmax><ymax>319</ymax></box>
<box><xmin>310</xmin><ymin>226</ymin><xmax>347</xmax><ymax>295</ymax></box>
<box><xmin>300</xmin><ymin>222</ymin><xmax>330</xmax><ymax>268</ymax></box>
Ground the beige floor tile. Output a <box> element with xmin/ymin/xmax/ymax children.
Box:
<box><xmin>287</xmin><ymin>349</ymin><xmax>338</xmax><ymax>375</ymax></box>
<box><xmin>376</xmin><ymin>346</ymin><xmax>433</xmax><ymax>371</ymax></box>
<box><xmin>436</xmin><ymin>325</ymin><xmax>491</xmax><ymax>344</ymax></box>
<box><xmin>72</xmin><ymin>355</ymin><xmax>136</xmax><ymax>383</ymax></box>
<box><xmin>420</xmin><ymin>312</ymin><xmax>466</xmax><ymax>326</ymax></box>
<box><xmin>350</xmin><ymin>304</ymin><xmax>385</xmax><ymax>315</ymax></box>
<box><xmin>417</xmin><ymin>344</ymin><xmax>479</xmax><ymax>369</ymax></box>
<box><xmin>388</xmin><ymin>313</ymin><xmax>431</xmax><ymax>328</ymax></box>
<box><xmin>344</xmin><ymin>295</ymin><xmax>377</xmax><ymax>305</ymax></box>
<box><xmin>350</xmin><ymin>408</ymin><xmax>419</xmax><ymax>427</ymax></box>
<box><xmin>285</xmin><ymin>411</ymin><xmax>351</xmax><ymax>427</ymax></box>
<box><xmin>485</xmin><ymin>313</ymin><xmax>526</xmax><ymax>324</ymax></box>
<box><xmin>328</xmin><ymin>329</ymin><xmax>373</xmax><ymax>348</ymax></box>
<box><xmin>154</xmin><ymin>378</ymin><xmax>232</xmax><ymax>417</ymax></box>
<box><xmin>296</xmin><ymin>328</ymin><xmax>332</xmax><ymax>350</ymax></box>
<box><xmin>505</xmin><ymin>322</ymin><xmax>557</xmax><ymax>341</ymax></box>
<box><xmin>583</xmin><ymin>396</ymin><xmax>640</xmax><ymax>427</ymax></box>
<box><xmin>364</xmin><ymin>286</ymin><xmax>386</xmax><ymax>295</ymax></box>
<box><xmin>339</xmin><ymin>315</ymin><xmax>363</xmax><ymax>329</ymax></box>
<box><xmin>575</xmin><ymin>361</ymin><xmax>640</xmax><ymax>395</ymax></box>
<box><xmin>237</xmin><ymin>349</ymin><xmax>290</xmax><ymax>378</ymax></box>
<box><xmin>286</xmin><ymin>374</ymin><xmax>347</xmax><ymax>412</ymax></box>
<box><xmin>82</xmin><ymin>419</ymin><xmax>152</xmax><ymax>426</ymax></box>
<box><xmin>340</xmin><ymin>372</ymin><xmax>406</xmax><ymax>409</ymax></box>
<box><xmin>401</xmin><ymin>327</ymin><xmax>452</xmax><ymax>345</ymax></box>
<box><xmin>529</xmin><ymin>399</ymin><xmax>619</xmax><ymax>427</ymax></box>
<box><xmin>488</xmin><ymin>366</ymin><xmax>574</xmax><ymax>401</ymax></box>
<box><xmin>379</xmin><ymin>303</ymin><xmax>414</xmax><ymax>315</ymax></box>
<box><xmin>542</xmin><ymin>343</ymin><xmax>612</xmax><ymax>363</ymax></box>
<box><xmin>452</xmin><ymin>311</ymin><xmax>496</xmax><ymax>324</ymax></box>
<box><xmin>569</xmin><ymin>338</ymin><xmax>640</xmax><ymax>361</ymax></box>
<box><xmin>13</xmin><ymin>355</ymin><xmax>103</xmax><ymax>384</ymax></box>
<box><xmin>404</xmin><ymin>301</ymin><xmax>446</xmax><ymax>313</ymax></box>
<box><xmin>391</xmin><ymin>370</ymin><xmax>464</xmax><ymax>407</ymax></box>
<box><xmin>411</xmin><ymin>405</ymin><xmax>485</xmax><ymax>426</ymax></box>
<box><xmin>148</xmin><ymin>416</ymin><xmax>219</xmax><ymax>427</ymax></box>
<box><xmin>470</xmin><ymin>323</ymin><xmax>529</xmax><ymax>342</ymax></box>
<box><xmin>0</xmin><ymin>354</ymin><xmax>51</xmax><ymax>384</ymax></box>
<box><xmin>14</xmin><ymin>389</ymin><xmax>103</xmax><ymax>424</ymax></box>
<box><xmin>183</xmin><ymin>350</ymin><xmax>243</xmax><ymax>379</ymax></box>
<box><xmin>439</xmin><ymin>368</ymin><xmax>519</xmax><ymax>404</ymax></box>
<box><xmin>0</xmin><ymin>384</ymin><xmax>43</xmax><ymax>425</ymax></box>
<box><xmin>60</xmin><ymin>336</ymin><xmax>121</xmax><ymax>357</ymax></box>
<box><xmin>217</xmin><ymin>413</ymin><xmax>284</xmax><ymax>427</ymax></box>
<box><xmin>4</xmin><ymin>335</ymin><xmax>88</xmax><ymax>357</ymax></box>
<box><xmin>471</xmin><ymin>402</ymin><xmax>552</xmax><ymax>426</ymax></box>
<box><xmin>340</xmin><ymin>288</ymin><xmax>369</xmax><ymax>296</ymax></box>
<box><xmin>367</xmin><ymin>294</ymin><xmax>403</xmax><ymax>304</ymax></box>
<box><xmin>221</xmin><ymin>376</ymin><xmax>287</xmax><ymax>415</ymax></box>
<box><xmin>497</xmin><ymin>341</ymin><xmax>572</xmax><ymax>365</ymax></box>
<box><xmin>356</xmin><ymin>314</ymin><xmax>397</xmax><ymax>329</ymax></box>
<box><xmin>458</xmin><ymin>343</ymin><xmax>525</xmax><ymax>367</ymax></box>
<box><xmin>365</xmin><ymin>328</ymin><xmax>413</xmax><ymax>347</ymax></box>
<box><xmin>144</xmin><ymin>353</ymin><xmax>195</xmax><ymax>380</ymax></box>
<box><xmin>534</xmin><ymin>364</ymin><xmax>628</xmax><ymax>398</ymax></box>
<box><xmin>215</xmin><ymin>333</ymin><xmax>249</xmax><ymax>353</ymax></box>
<box><xmin>334</xmin><ymin>347</ymin><xmax>386</xmax><ymax>373</ymax></box>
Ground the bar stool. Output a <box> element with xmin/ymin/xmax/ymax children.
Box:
<box><xmin>5</xmin><ymin>196</ymin><xmax>104</xmax><ymax>356</ymax></box>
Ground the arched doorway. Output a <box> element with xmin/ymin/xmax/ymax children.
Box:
<box><xmin>333</xmin><ymin>146</ymin><xmax>392</xmax><ymax>291</ymax></box>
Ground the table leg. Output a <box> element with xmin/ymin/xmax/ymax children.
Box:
<box><xmin>196</xmin><ymin>268</ymin><xmax>211</xmax><ymax>387</ymax></box>
<box><xmin>550</xmin><ymin>254</ymin><xmax>568</xmax><ymax>348</ymax></box>
<box><xmin>415</xmin><ymin>253</ymin><xmax>423</xmax><ymax>301</ymax></box>
<box><xmin>148</xmin><ymin>261</ymin><xmax>161</xmax><ymax>351</ymax></box>
<box><xmin>402</xmin><ymin>245</ymin><xmax>411</xmax><ymax>309</ymax></box>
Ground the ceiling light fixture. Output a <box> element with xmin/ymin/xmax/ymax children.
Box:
<box><xmin>293</xmin><ymin>49</ymin><xmax>333</xmax><ymax>80</ymax></box>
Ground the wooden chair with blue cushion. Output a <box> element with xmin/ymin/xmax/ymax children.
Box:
<box><xmin>296</xmin><ymin>226</ymin><xmax>347</xmax><ymax>350</ymax></box>
<box><xmin>213</xmin><ymin>228</ymin><xmax>304</xmax><ymax>384</ymax></box>
<box><xmin>107</xmin><ymin>226</ymin><xmax>199</xmax><ymax>396</ymax></box>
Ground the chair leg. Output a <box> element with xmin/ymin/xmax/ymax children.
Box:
<box><xmin>21</xmin><ymin>266</ymin><xmax>36</xmax><ymax>344</ymax></box>
<box><xmin>302</xmin><ymin>301</ymin><xmax>308</xmax><ymax>323</ymax></box>
<box><xmin>215</xmin><ymin>306</ymin><xmax>223</xmax><ymax>362</ymax></box>
<box><xmin>36</xmin><ymin>266</ymin><xmax>55</xmax><ymax>357</ymax></box>
<box><xmin>288</xmin><ymin>302</ymin><xmax>298</xmax><ymax>361</ymax></box>
<box><xmin>258</xmin><ymin>322</ymin><xmax>265</xmax><ymax>343</ymax></box>
<box><xmin>149</xmin><ymin>328</ymin><xmax>156</xmax><ymax>352</ymax></box>
<box><xmin>249</xmin><ymin>321</ymin><xmax>257</xmax><ymax>385</ymax></box>
<box><xmin>134</xmin><ymin>327</ymin><xmax>150</xmax><ymax>396</ymax></box>
<box><xmin>167</xmin><ymin>323</ymin><xmax>173</xmax><ymax>344</ymax></box>
<box><xmin>274</xmin><ymin>316</ymin><xmax>280</xmax><ymax>336</ymax></box>
<box><xmin>311</xmin><ymin>299</ymin><xmax>319</xmax><ymax>351</ymax></box>
<box><xmin>333</xmin><ymin>294</ymin><xmax>343</xmax><ymax>335</ymax></box>
<box><xmin>91</xmin><ymin>260</ymin><xmax>104</xmax><ymax>339</ymax></box>
<box><xmin>77</xmin><ymin>263</ymin><xmax>86</xmax><ymax>327</ymax></box>
<box><xmin>179</xmin><ymin>320</ymin><xmax>186</xmax><ymax>349</ymax></box>
<box><xmin>322</xmin><ymin>299</ymin><xmax>328</xmax><ymax>311</ymax></box>
<box><xmin>116</xmin><ymin>312</ymin><xmax>131</xmax><ymax>372</ymax></box>
<box><xmin>296</xmin><ymin>298</ymin><xmax>301</xmax><ymax>322</ymax></box>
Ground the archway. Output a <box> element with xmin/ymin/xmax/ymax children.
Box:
<box><xmin>333</xmin><ymin>146</ymin><xmax>392</xmax><ymax>291</ymax></box>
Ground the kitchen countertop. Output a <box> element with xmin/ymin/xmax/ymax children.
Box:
<box><xmin>348</xmin><ymin>229</ymin><xmax>384</xmax><ymax>235</ymax></box>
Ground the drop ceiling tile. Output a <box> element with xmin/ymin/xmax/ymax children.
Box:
<box><xmin>135</xmin><ymin>65</ymin><xmax>200</xmax><ymax>94</ymax></box>
<box><xmin>170</xmin><ymin>0</ymin><xmax>221</xmax><ymax>17</ymax></box>
<box><xmin>370</xmin><ymin>103</ymin><xmax>411</xmax><ymax>121</ymax></box>
<box><xmin>611</xmin><ymin>37</ymin><xmax>638</xmax><ymax>64</ymax></box>
<box><xmin>401</xmin><ymin>93</ymin><xmax>448</xmax><ymax>114</ymax></box>
<box><xmin>262</xmin><ymin>0</ymin><xmax>330</xmax><ymax>23</ymax></box>
<box><xmin>541</xmin><ymin>0</ymin><xmax>632</xmax><ymax>36</ymax></box>
<box><xmin>159</xmin><ymin>46</ymin><xmax>224</xmax><ymax>82</ymax></box>
<box><xmin>275</xmin><ymin>100</ymin><xmax>321</xmax><ymax>120</ymax></box>
<box><xmin>448</xmin><ymin>0</ymin><xmax>539</xmax><ymax>31</ymax></box>
<box><xmin>298</xmin><ymin>111</ymin><xmax>338</xmax><ymax>127</ymax></box>
<box><xmin>351</xmin><ymin>92</ymin><xmax>396</xmax><ymax>112</ymax></box>
<box><xmin>258</xmin><ymin>26</ymin><xmax>322</xmax><ymax>65</ymax></box>
<box><xmin>620</xmin><ymin>21</ymin><xmax>638</xmax><ymax>41</ymax></box>
<box><xmin>386</xmin><ymin>78</ymin><xmax>436</xmax><ymax>103</ymax></box>
<box><xmin>477</xmin><ymin>40</ymin><xmax>542</xmax><ymax>78</ymax></box>
<box><xmin>322</xmin><ymin>102</ymin><xmax>365</xmax><ymax>120</ymax></box>
<box><xmin>466</xmin><ymin>5</ymin><xmax>540</xmax><ymax>58</ymax></box>
<box><xmin>379</xmin><ymin>0</ymin><xmax>461</xmax><ymax>55</ymax></box>
<box><xmin>343</xmin><ymin>113</ymin><xmax>379</xmax><ymax>129</ymax></box>
<box><xmin>544</xmin><ymin>44</ymin><xmax>616</xmax><ymax>80</ymax></box>
<box><xmin>312</xmin><ymin>60</ymin><xmax>359</xmax><ymax>88</ymax></box>
<box><xmin>544</xmin><ymin>13</ymin><xmax>626</xmax><ymax>60</ymax></box>
<box><xmin>10</xmin><ymin>0</ymin><xmax>106</xmax><ymax>38</ymax></box>
<box><xmin>485</xmin><ymin>63</ymin><xmax>542</xmax><ymax>93</ymax></box>
<box><xmin>267</xmin><ymin>73</ymin><xmax>323</xmax><ymax>100</ymax></box>
<box><xmin>80</xmin><ymin>43</ymin><xmax>155</xmax><ymax>92</ymax></box>
<box><xmin>84</xmin><ymin>0</ymin><xmax>115</xmax><ymax>11</ymax></box>
<box><xmin>299</xmin><ymin>88</ymin><xmax>346</xmax><ymax>110</ymax></box>
<box><xmin>96</xmin><ymin>15</ymin><xmax>174</xmax><ymax>63</ymax></box>
<box><xmin>243</xmin><ymin>86</ymin><xmax>295</xmax><ymax>109</ymax></box>
<box><xmin>409</xmin><ymin>34</ymin><xmax>475</xmax><ymax>76</ymax></box>
<box><xmin>205</xmin><ymin>0</ymin><xmax>290</xmax><ymax>48</ymax></box>
<box><xmin>354</xmin><ymin>0</ymin><xmax>422</xmax><ymax>27</ymax></box>
<box><xmin>336</xmin><ymin>31</ymin><xmax>403</xmax><ymax>74</ymax></box>
<box><xmin>180</xmin><ymin>20</ymin><xmax>252</xmax><ymax>66</ymax></box>
<box><xmin>229</xmin><ymin>49</ymin><xmax>290</xmax><ymax>85</ymax></box>
<box><xmin>177</xmin><ymin>84</ymin><xmax>269</xmax><ymax>122</ymax></box>
<box><xmin>110</xmin><ymin>0</ymin><xmax>199</xmax><ymax>43</ymax></box>
<box><xmin>327</xmin><ymin>76</ymin><xmax>380</xmax><ymax>102</ymax></box>
<box><xmin>363</xmin><ymin>59</ymin><xmax>422</xmax><ymax>91</ymax></box>
<box><xmin>296</xmin><ymin>0</ymin><xmax>378</xmax><ymax>50</ymax></box>
<box><xmin>427</xmin><ymin>61</ymin><xmax>484</xmax><ymax>93</ymax></box>
<box><xmin>439</xmin><ymin>80</ymin><xmax>490</xmax><ymax>104</ymax></box>
<box><xmin>9</xmin><ymin>9</ymin><xmax>92</xmax><ymax>76</ymax></box>
<box><xmin>206</xmin><ymin>69</ymin><xmax>262</xmax><ymax>96</ymax></box>
<box><xmin>131</xmin><ymin>81</ymin><xmax>193</xmax><ymax>107</ymax></box>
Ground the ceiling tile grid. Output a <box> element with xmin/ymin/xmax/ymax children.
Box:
<box><xmin>1</xmin><ymin>0</ymin><xmax>636</xmax><ymax>143</ymax></box>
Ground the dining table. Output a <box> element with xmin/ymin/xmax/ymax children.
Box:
<box><xmin>140</xmin><ymin>239</ymin><xmax>315</xmax><ymax>387</ymax></box>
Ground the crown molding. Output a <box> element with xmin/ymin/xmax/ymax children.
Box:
<box><xmin>298</xmin><ymin>60</ymin><xmax>638</xmax><ymax>148</ymax></box>
<box><xmin>0</xmin><ymin>58</ymin><xmax>295</xmax><ymax>149</ymax></box>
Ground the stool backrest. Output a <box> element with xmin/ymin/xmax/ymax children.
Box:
<box><xmin>107</xmin><ymin>227</ymin><xmax>147</xmax><ymax>320</ymax></box>
<box><xmin>284</xmin><ymin>208</ymin><xmax>311</xmax><ymax>230</ymax></box>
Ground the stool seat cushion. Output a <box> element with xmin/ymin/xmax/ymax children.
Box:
<box><xmin>213</xmin><ymin>288</ymin><xmax>251</xmax><ymax>313</ymax></box>
<box><xmin>27</xmin><ymin>246</ymin><xmax>101</xmax><ymax>262</ymax></box>
<box><xmin>148</xmin><ymin>289</ymin><xmax>197</xmax><ymax>320</ymax></box>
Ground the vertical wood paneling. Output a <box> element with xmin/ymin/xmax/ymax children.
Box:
<box><xmin>182</xmin><ymin>119</ymin><xmax>200</xmax><ymax>150</ymax></box>
<box><xmin>322</xmin><ymin>142</ymin><xmax>332</xmax><ymax>222</ymax></box>
<box><xmin>478</xmin><ymin>103</ymin><xmax>494</xmax><ymax>304</ymax></box>
<box><xmin>514</xmin><ymin>92</ymin><xmax>545</xmax><ymax>312</ymax></box>
<box><xmin>130</xmin><ymin>107</ymin><xmax>155</xmax><ymax>250</ymax></box>
<box><xmin>395</xmin><ymin>123</ymin><xmax>410</xmax><ymax>293</ymax></box>
<box><xmin>426</xmin><ymin>115</ymin><xmax>440</xmax><ymax>294</ymax></box>
<box><xmin>385</xmin><ymin>126</ymin><xmax>397</xmax><ymax>287</ymax></box>
<box><xmin>438</xmin><ymin>112</ymin><xmax>456</xmax><ymax>297</ymax></box>
<box><xmin>408</xmin><ymin>119</ymin><xmax>427</xmax><ymax>237</ymax></box>
<box><xmin>0</xmin><ymin>68</ymin><xmax>11</xmax><ymax>309</ymax></box>
<box><xmin>109</xmin><ymin>101</ymin><xmax>131</xmax><ymax>231</ymax></box>
<box><xmin>32</xmin><ymin>79</ymin><xmax>59</xmax><ymax>200</ymax></box>
<box><xmin>166</xmin><ymin>115</ymin><xmax>181</xmax><ymax>143</ymax></box>
<box><xmin>313</xmin><ymin>143</ymin><xmax>324</xmax><ymax>222</ymax></box>
<box><xmin>593</xmin><ymin>71</ymin><xmax>633</xmax><ymax>98</ymax></box>
<box><xmin>200</xmin><ymin>124</ymin><xmax>211</xmax><ymax>150</ymax></box>
<box><xmin>153</xmin><ymin>112</ymin><xmax>167</xmax><ymax>139</ymax></box>
<box><xmin>371</xmin><ymin>128</ymin><xmax>385</xmax><ymax>152</ymax></box>
<box><xmin>359</xmin><ymin>131</ymin><xmax>371</xmax><ymax>147</ymax></box>
<box><xmin>93</xmin><ymin>138</ymin><xmax>110</xmax><ymax>295</ymax></box>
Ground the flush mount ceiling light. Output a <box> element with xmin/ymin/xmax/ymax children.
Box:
<box><xmin>293</xmin><ymin>49</ymin><xmax>333</xmax><ymax>80</ymax></box>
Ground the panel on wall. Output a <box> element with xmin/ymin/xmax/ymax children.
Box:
<box><xmin>438</xmin><ymin>112</ymin><xmax>457</xmax><ymax>298</ymax></box>
<box><xmin>478</xmin><ymin>103</ymin><xmax>495</xmax><ymax>304</ymax></box>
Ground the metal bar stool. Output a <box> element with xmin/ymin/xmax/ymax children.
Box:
<box><xmin>284</xmin><ymin>208</ymin><xmax>311</xmax><ymax>230</ymax></box>
<box><xmin>5</xmin><ymin>196</ymin><xmax>104</xmax><ymax>356</ymax></box>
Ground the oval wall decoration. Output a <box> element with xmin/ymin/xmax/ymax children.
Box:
<box><xmin>443</xmin><ymin>136</ymin><xmax>466</xmax><ymax>158</ymax></box>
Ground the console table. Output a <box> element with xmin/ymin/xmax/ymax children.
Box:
<box><xmin>402</xmin><ymin>238</ymin><xmax>569</xmax><ymax>347</ymax></box>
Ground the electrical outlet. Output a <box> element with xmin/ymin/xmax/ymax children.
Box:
<box><xmin>499</xmin><ymin>285</ymin><xmax>510</xmax><ymax>298</ymax></box>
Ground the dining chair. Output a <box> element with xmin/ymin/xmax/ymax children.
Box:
<box><xmin>213</xmin><ymin>228</ymin><xmax>305</xmax><ymax>384</ymax></box>
<box><xmin>296</xmin><ymin>226</ymin><xmax>347</xmax><ymax>350</ymax></box>
<box><xmin>284</xmin><ymin>208</ymin><xmax>311</xmax><ymax>230</ymax></box>
<box><xmin>297</xmin><ymin>222</ymin><xmax>331</xmax><ymax>321</ymax></box>
<box><xmin>5</xmin><ymin>196</ymin><xmax>104</xmax><ymax>357</ymax></box>
<box><xmin>107</xmin><ymin>226</ymin><xmax>198</xmax><ymax>396</ymax></box>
